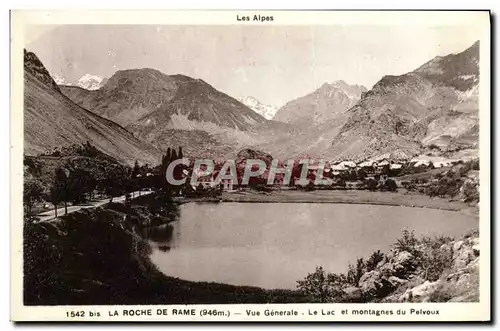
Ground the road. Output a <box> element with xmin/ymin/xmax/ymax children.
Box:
<box><xmin>36</xmin><ymin>190</ymin><xmax>154</xmax><ymax>222</ymax></box>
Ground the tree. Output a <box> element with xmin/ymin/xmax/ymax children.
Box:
<box><xmin>23</xmin><ymin>175</ymin><xmax>44</xmax><ymax>216</ymax></box>
<box><xmin>103</xmin><ymin>166</ymin><xmax>127</xmax><ymax>202</ymax></box>
<box><xmin>357</xmin><ymin>169</ymin><xmax>367</xmax><ymax>181</ymax></box>
<box><xmin>66</xmin><ymin>168</ymin><xmax>95</xmax><ymax>204</ymax></box>
<box><xmin>132</xmin><ymin>160</ymin><xmax>140</xmax><ymax>178</ymax></box>
<box><xmin>171</xmin><ymin>149</ymin><xmax>178</xmax><ymax>161</ymax></box>
<box><xmin>365</xmin><ymin>178</ymin><xmax>379</xmax><ymax>191</ymax></box>
<box><xmin>346</xmin><ymin>258</ymin><xmax>365</xmax><ymax>286</ymax></box>
<box><xmin>53</xmin><ymin>167</ymin><xmax>69</xmax><ymax>215</ymax></box>
<box><xmin>166</xmin><ymin>148</ymin><xmax>171</xmax><ymax>162</ymax></box>
<box><xmin>382</xmin><ymin>178</ymin><xmax>398</xmax><ymax>192</ymax></box>
<box><xmin>48</xmin><ymin>185</ymin><xmax>63</xmax><ymax>218</ymax></box>
<box><xmin>365</xmin><ymin>250</ymin><xmax>385</xmax><ymax>272</ymax></box>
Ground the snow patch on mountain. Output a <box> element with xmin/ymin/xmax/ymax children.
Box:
<box><xmin>238</xmin><ymin>96</ymin><xmax>279</xmax><ymax>120</ymax></box>
<box><xmin>76</xmin><ymin>74</ymin><xmax>108</xmax><ymax>90</ymax></box>
<box><xmin>50</xmin><ymin>73</ymin><xmax>71</xmax><ymax>86</ymax></box>
<box><xmin>50</xmin><ymin>73</ymin><xmax>108</xmax><ymax>90</ymax></box>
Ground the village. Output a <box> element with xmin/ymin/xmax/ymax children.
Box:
<box><xmin>181</xmin><ymin>155</ymin><xmax>469</xmax><ymax>195</ymax></box>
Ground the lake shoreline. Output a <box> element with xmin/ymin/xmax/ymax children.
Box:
<box><xmin>175</xmin><ymin>189</ymin><xmax>478</xmax><ymax>214</ymax></box>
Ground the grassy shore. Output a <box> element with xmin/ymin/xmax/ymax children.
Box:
<box><xmin>178</xmin><ymin>188</ymin><xmax>476</xmax><ymax>213</ymax></box>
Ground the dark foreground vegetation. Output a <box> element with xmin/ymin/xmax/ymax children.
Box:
<box><xmin>23</xmin><ymin>194</ymin><xmax>307</xmax><ymax>305</ymax></box>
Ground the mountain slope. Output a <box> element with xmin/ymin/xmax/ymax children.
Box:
<box><xmin>24</xmin><ymin>50</ymin><xmax>160</xmax><ymax>166</ymax></box>
<box><xmin>274</xmin><ymin>80</ymin><xmax>367</xmax><ymax>125</ymax></box>
<box><xmin>328</xmin><ymin>41</ymin><xmax>480</xmax><ymax>161</ymax></box>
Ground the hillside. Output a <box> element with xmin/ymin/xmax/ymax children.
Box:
<box><xmin>326</xmin><ymin>41</ymin><xmax>480</xmax><ymax>161</ymax></box>
<box><xmin>24</xmin><ymin>50</ymin><xmax>160</xmax><ymax>166</ymax></box>
<box><xmin>274</xmin><ymin>80</ymin><xmax>367</xmax><ymax>125</ymax></box>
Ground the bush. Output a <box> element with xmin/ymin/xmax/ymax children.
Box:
<box><xmin>428</xmin><ymin>144</ymin><xmax>440</xmax><ymax>151</ymax></box>
<box><xmin>365</xmin><ymin>250</ymin><xmax>385</xmax><ymax>272</ymax></box>
<box><xmin>461</xmin><ymin>180</ymin><xmax>479</xmax><ymax>202</ymax></box>
<box><xmin>393</xmin><ymin>229</ymin><xmax>420</xmax><ymax>257</ymax></box>
<box><xmin>365</xmin><ymin>178</ymin><xmax>378</xmax><ymax>191</ymax></box>
<box><xmin>425</xmin><ymin>177</ymin><xmax>463</xmax><ymax>198</ymax></box>
<box><xmin>382</xmin><ymin>178</ymin><xmax>398</xmax><ymax>192</ymax></box>
<box><xmin>333</xmin><ymin>179</ymin><xmax>346</xmax><ymax>188</ymax></box>
<box><xmin>419</xmin><ymin>236</ymin><xmax>454</xmax><ymax>281</ymax></box>
<box><xmin>296</xmin><ymin>267</ymin><xmax>346</xmax><ymax>303</ymax></box>
<box><xmin>401</xmin><ymin>181</ymin><xmax>417</xmax><ymax>191</ymax></box>
<box><xmin>346</xmin><ymin>258</ymin><xmax>365</xmax><ymax>286</ymax></box>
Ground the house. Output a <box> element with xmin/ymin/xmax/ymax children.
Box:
<box><xmin>377</xmin><ymin>160</ymin><xmax>391</xmax><ymax>167</ymax></box>
<box><xmin>413</xmin><ymin>160</ymin><xmax>432</xmax><ymax>168</ymax></box>
<box><xmin>433</xmin><ymin>161</ymin><xmax>452</xmax><ymax>168</ymax></box>
<box><xmin>389</xmin><ymin>163</ymin><xmax>403</xmax><ymax>175</ymax></box>
<box><xmin>273</xmin><ymin>173</ymin><xmax>286</xmax><ymax>186</ymax></box>
<box><xmin>376</xmin><ymin>159</ymin><xmax>391</xmax><ymax>173</ymax></box>
<box><xmin>220</xmin><ymin>178</ymin><xmax>234</xmax><ymax>191</ymax></box>
<box><xmin>359</xmin><ymin>160</ymin><xmax>377</xmax><ymax>168</ymax></box>
<box><xmin>196</xmin><ymin>175</ymin><xmax>216</xmax><ymax>189</ymax></box>
<box><xmin>340</xmin><ymin>161</ymin><xmax>357</xmax><ymax>169</ymax></box>
<box><xmin>330</xmin><ymin>163</ymin><xmax>349</xmax><ymax>175</ymax></box>
<box><xmin>359</xmin><ymin>160</ymin><xmax>378</xmax><ymax>174</ymax></box>
<box><xmin>390</xmin><ymin>163</ymin><xmax>402</xmax><ymax>170</ymax></box>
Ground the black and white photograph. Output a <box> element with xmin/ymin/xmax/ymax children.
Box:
<box><xmin>11</xmin><ymin>10</ymin><xmax>491</xmax><ymax>322</ymax></box>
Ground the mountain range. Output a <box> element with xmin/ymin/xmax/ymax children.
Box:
<box><xmin>24</xmin><ymin>40</ymin><xmax>480</xmax><ymax>165</ymax></box>
<box><xmin>255</xmin><ymin>41</ymin><xmax>480</xmax><ymax>161</ymax></box>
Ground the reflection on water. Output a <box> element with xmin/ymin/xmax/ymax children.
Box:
<box><xmin>137</xmin><ymin>202</ymin><xmax>181</xmax><ymax>249</ymax></box>
<box><xmin>150</xmin><ymin>202</ymin><xmax>478</xmax><ymax>289</ymax></box>
<box><xmin>142</xmin><ymin>224</ymin><xmax>175</xmax><ymax>243</ymax></box>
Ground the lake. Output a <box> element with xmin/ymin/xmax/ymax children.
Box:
<box><xmin>149</xmin><ymin>202</ymin><xmax>478</xmax><ymax>289</ymax></box>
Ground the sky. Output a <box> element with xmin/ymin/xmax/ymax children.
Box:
<box><xmin>26</xmin><ymin>24</ymin><xmax>481</xmax><ymax>107</ymax></box>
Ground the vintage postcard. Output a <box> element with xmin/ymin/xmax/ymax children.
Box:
<box><xmin>10</xmin><ymin>10</ymin><xmax>490</xmax><ymax>322</ymax></box>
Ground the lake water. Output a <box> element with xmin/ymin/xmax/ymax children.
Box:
<box><xmin>149</xmin><ymin>202</ymin><xmax>478</xmax><ymax>290</ymax></box>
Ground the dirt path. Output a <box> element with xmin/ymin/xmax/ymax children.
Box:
<box><xmin>36</xmin><ymin>190</ymin><xmax>154</xmax><ymax>222</ymax></box>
